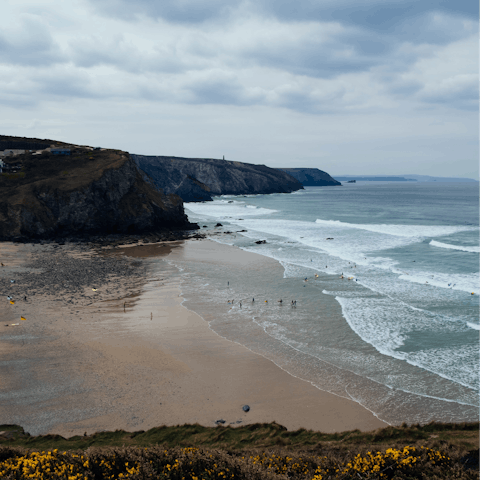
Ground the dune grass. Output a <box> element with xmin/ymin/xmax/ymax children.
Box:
<box><xmin>1</xmin><ymin>421</ymin><xmax>478</xmax><ymax>451</ymax></box>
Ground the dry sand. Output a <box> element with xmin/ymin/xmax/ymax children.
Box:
<box><xmin>0</xmin><ymin>239</ymin><xmax>386</xmax><ymax>437</ymax></box>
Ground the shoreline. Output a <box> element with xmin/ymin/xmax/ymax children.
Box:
<box><xmin>0</xmin><ymin>238</ymin><xmax>386</xmax><ymax>437</ymax></box>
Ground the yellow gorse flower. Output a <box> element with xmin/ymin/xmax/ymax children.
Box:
<box><xmin>0</xmin><ymin>444</ymin><xmax>453</xmax><ymax>479</ymax></box>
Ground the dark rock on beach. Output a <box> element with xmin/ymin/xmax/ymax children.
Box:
<box><xmin>0</xmin><ymin>242</ymin><xmax>148</xmax><ymax>301</ymax></box>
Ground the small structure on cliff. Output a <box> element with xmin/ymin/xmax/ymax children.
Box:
<box><xmin>51</xmin><ymin>148</ymin><xmax>71</xmax><ymax>155</ymax></box>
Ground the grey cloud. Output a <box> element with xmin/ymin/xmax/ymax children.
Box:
<box><xmin>0</xmin><ymin>92</ymin><xmax>37</xmax><ymax>109</ymax></box>
<box><xmin>9</xmin><ymin>69</ymin><xmax>116</xmax><ymax>103</ymax></box>
<box><xmin>0</xmin><ymin>17</ymin><xmax>65</xmax><ymax>67</ymax></box>
<box><xmin>417</xmin><ymin>77</ymin><xmax>478</xmax><ymax>111</ymax></box>
<box><xmin>254</xmin><ymin>0</ymin><xmax>477</xmax><ymax>39</ymax></box>
<box><xmin>90</xmin><ymin>0</ymin><xmax>241</xmax><ymax>23</ymax></box>
<box><xmin>37</xmin><ymin>75</ymin><xmax>100</xmax><ymax>99</ymax></box>
<box><xmin>239</xmin><ymin>29</ymin><xmax>395</xmax><ymax>79</ymax></box>
<box><xmin>183</xmin><ymin>73</ymin><xmax>265</xmax><ymax>106</ymax></box>
<box><xmin>88</xmin><ymin>0</ymin><xmax>477</xmax><ymax>27</ymax></box>
<box><xmin>69</xmin><ymin>37</ymin><xmax>183</xmax><ymax>73</ymax></box>
<box><xmin>269</xmin><ymin>90</ymin><xmax>324</xmax><ymax>115</ymax></box>
<box><xmin>387</xmin><ymin>79</ymin><xmax>424</xmax><ymax>97</ymax></box>
<box><xmin>82</xmin><ymin>0</ymin><xmax>476</xmax><ymax>84</ymax></box>
<box><xmin>264</xmin><ymin>82</ymin><xmax>350</xmax><ymax>115</ymax></box>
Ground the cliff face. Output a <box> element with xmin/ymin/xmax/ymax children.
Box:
<box><xmin>132</xmin><ymin>155</ymin><xmax>304</xmax><ymax>201</ymax></box>
<box><xmin>276</xmin><ymin>168</ymin><xmax>341</xmax><ymax>187</ymax></box>
<box><xmin>0</xmin><ymin>146</ymin><xmax>195</xmax><ymax>241</ymax></box>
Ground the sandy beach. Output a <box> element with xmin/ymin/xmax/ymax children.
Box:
<box><xmin>0</xmin><ymin>238</ymin><xmax>386</xmax><ymax>437</ymax></box>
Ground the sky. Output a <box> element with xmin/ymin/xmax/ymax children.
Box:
<box><xmin>1</xmin><ymin>0</ymin><xmax>478</xmax><ymax>179</ymax></box>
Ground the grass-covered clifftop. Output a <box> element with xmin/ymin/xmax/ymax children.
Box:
<box><xmin>0</xmin><ymin>422</ymin><xmax>478</xmax><ymax>479</ymax></box>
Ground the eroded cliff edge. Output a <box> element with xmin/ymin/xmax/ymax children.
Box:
<box><xmin>0</xmin><ymin>146</ymin><xmax>196</xmax><ymax>241</ymax></box>
<box><xmin>276</xmin><ymin>168</ymin><xmax>341</xmax><ymax>187</ymax></box>
<box><xmin>132</xmin><ymin>155</ymin><xmax>304</xmax><ymax>202</ymax></box>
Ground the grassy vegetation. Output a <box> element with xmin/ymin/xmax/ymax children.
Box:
<box><xmin>0</xmin><ymin>148</ymin><xmax>127</xmax><ymax>193</ymax></box>
<box><xmin>0</xmin><ymin>422</ymin><xmax>478</xmax><ymax>479</ymax></box>
<box><xmin>1</xmin><ymin>422</ymin><xmax>478</xmax><ymax>451</ymax></box>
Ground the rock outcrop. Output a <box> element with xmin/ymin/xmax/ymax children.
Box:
<box><xmin>132</xmin><ymin>155</ymin><xmax>304</xmax><ymax>202</ymax></box>
<box><xmin>0</xmin><ymin>142</ymin><xmax>196</xmax><ymax>241</ymax></box>
<box><xmin>276</xmin><ymin>168</ymin><xmax>341</xmax><ymax>187</ymax></box>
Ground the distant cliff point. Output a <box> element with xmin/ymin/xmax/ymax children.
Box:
<box><xmin>132</xmin><ymin>155</ymin><xmax>304</xmax><ymax>202</ymax></box>
<box><xmin>276</xmin><ymin>168</ymin><xmax>341</xmax><ymax>187</ymax></box>
<box><xmin>0</xmin><ymin>136</ymin><xmax>195</xmax><ymax>241</ymax></box>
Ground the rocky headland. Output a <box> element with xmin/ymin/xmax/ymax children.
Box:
<box><xmin>0</xmin><ymin>136</ymin><xmax>343</xmax><ymax>242</ymax></box>
<box><xmin>276</xmin><ymin>168</ymin><xmax>341</xmax><ymax>186</ymax></box>
<box><xmin>132</xmin><ymin>155</ymin><xmax>304</xmax><ymax>201</ymax></box>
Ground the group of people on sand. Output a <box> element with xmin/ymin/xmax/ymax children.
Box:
<box><xmin>226</xmin><ymin>265</ymin><xmax>364</xmax><ymax>310</ymax></box>
<box><xmin>227</xmin><ymin>294</ymin><xmax>297</xmax><ymax>307</ymax></box>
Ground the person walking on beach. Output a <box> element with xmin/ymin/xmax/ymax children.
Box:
<box><xmin>252</xmin><ymin>298</ymin><xmax>254</xmax><ymax>302</ymax></box>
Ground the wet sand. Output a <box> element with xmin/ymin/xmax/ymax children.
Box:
<box><xmin>0</xmin><ymin>239</ymin><xmax>386</xmax><ymax>437</ymax></box>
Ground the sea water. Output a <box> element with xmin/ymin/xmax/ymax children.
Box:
<box><xmin>172</xmin><ymin>182</ymin><xmax>479</xmax><ymax>425</ymax></box>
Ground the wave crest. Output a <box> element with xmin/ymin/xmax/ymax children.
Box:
<box><xmin>430</xmin><ymin>240</ymin><xmax>480</xmax><ymax>253</ymax></box>
<box><xmin>314</xmin><ymin>219</ymin><xmax>477</xmax><ymax>238</ymax></box>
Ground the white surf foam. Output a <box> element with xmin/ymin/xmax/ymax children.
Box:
<box><xmin>185</xmin><ymin>200</ymin><xmax>277</xmax><ymax>219</ymax></box>
<box><xmin>467</xmin><ymin>322</ymin><xmax>480</xmax><ymax>330</ymax></box>
<box><xmin>396</xmin><ymin>271</ymin><xmax>479</xmax><ymax>295</ymax></box>
<box><xmin>430</xmin><ymin>240</ymin><xmax>480</xmax><ymax>253</ymax></box>
<box><xmin>229</xmin><ymin>218</ymin><xmax>415</xmax><ymax>265</ymax></box>
<box><xmin>315</xmin><ymin>219</ymin><xmax>477</xmax><ymax>238</ymax></box>
<box><xmin>214</xmin><ymin>217</ymin><xmax>480</xmax><ymax>295</ymax></box>
<box><xmin>335</xmin><ymin>295</ymin><xmax>479</xmax><ymax>391</ymax></box>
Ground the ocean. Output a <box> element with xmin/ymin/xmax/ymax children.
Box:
<box><xmin>172</xmin><ymin>181</ymin><xmax>479</xmax><ymax>425</ymax></box>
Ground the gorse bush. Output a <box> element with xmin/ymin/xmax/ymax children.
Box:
<box><xmin>0</xmin><ymin>444</ymin><xmax>477</xmax><ymax>480</ymax></box>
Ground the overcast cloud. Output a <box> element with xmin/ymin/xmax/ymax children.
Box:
<box><xmin>0</xmin><ymin>0</ymin><xmax>477</xmax><ymax>178</ymax></box>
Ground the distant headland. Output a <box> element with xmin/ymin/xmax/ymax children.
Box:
<box><xmin>276</xmin><ymin>168</ymin><xmax>341</xmax><ymax>187</ymax></box>
<box><xmin>334</xmin><ymin>174</ymin><xmax>478</xmax><ymax>183</ymax></box>
<box><xmin>132</xmin><ymin>154</ymin><xmax>304</xmax><ymax>202</ymax></box>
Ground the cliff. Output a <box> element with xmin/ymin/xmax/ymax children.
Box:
<box><xmin>276</xmin><ymin>168</ymin><xmax>341</xmax><ymax>187</ymax></box>
<box><xmin>132</xmin><ymin>155</ymin><xmax>304</xmax><ymax>201</ymax></box>
<box><xmin>0</xmin><ymin>139</ymin><xmax>196</xmax><ymax>241</ymax></box>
